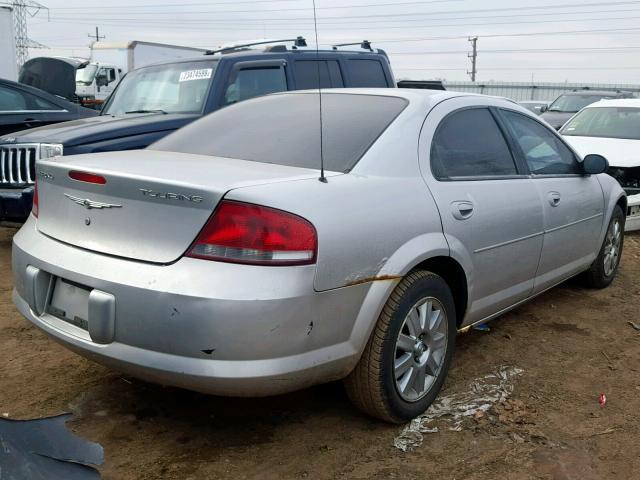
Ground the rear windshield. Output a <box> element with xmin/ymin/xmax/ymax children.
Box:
<box><xmin>150</xmin><ymin>93</ymin><xmax>408</xmax><ymax>172</ymax></box>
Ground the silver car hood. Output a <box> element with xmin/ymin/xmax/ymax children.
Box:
<box><xmin>35</xmin><ymin>150</ymin><xmax>327</xmax><ymax>263</ymax></box>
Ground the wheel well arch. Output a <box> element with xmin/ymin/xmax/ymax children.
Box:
<box><xmin>412</xmin><ymin>256</ymin><xmax>468</xmax><ymax>327</ymax></box>
<box><xmin>616</xmin><ymin>195</ymin><xmax>627</xmax><ymax>217</ymax></box>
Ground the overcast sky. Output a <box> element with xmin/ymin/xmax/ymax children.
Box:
<box><xmin>20</xmin><ymin>0</ymin><xmax>640</xmax><ymax>84</ymax></box>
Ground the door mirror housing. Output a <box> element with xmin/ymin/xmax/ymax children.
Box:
<box><xmin>582</xmin><ymin>154</ymin><xmax>609</xmax><ymax>175</ymax></box>
<box><xmin>539</xmin><ymin>104</ymin><xmax>548</xmax><ymax>113</ymax></box>
<box><xmin>96</xmin><ymin>73</ymin><xmax>108</xmax><ymax>87</ymax></box>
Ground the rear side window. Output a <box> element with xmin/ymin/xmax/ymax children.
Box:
<box><xmin>0</xmin><ymin>86</ymin><xmax>28</xmax><ymax>110</ymax></box>
<box><xmin>294</xmin><ymin>60</ymin><xmax>344</xmax><ymax>89</ymax></box>
<box><xmin>151</xmin><ymin>93</ymin><xmax>408</xmax><ymax>172</ymax></box>
<box><xmin>347</xmin><ymin>59</ymin><xmax>388</xmax><ymax>87</ymax></box>
<box><xmin>0</xmin><ymin>86</ymin><xmax>60</xmax><ymax>111</ymax></box>
<box><xmin>501</xmin><ymin>110</ymin><xmax>580</xmax><ymax>175</ymax></box>
<box><xmin>223</xmin><ymin>67</ymin><xmax>287</xmax><ymax>106</ymax></box>
<box><xmin>431</xmin><ymin>108</ymin><xmax>518</xmax><ymax>179</ymax></box>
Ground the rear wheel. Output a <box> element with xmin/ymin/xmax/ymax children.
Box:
<box><xmin>582</xmin><ymin>205</ymin><xmax>625</xmax><ymax>289</ymax></box>
<box><xmin>344</xmin><ymin>271</ymin><xmax>456</xmax><ymax>423</ymax></box>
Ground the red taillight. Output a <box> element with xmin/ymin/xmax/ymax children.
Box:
<box><xmin>32</xmin><ymin>180</ymin><xmax>38</xmax><ymax>218</ymax></box>
<box><xmin>187</xmin><ymin>200</ymin><xmax>317</xmax><ymax>266</ymax></box>
<box><xmin>69</xmin><ymin>170</ymin><xmax>106</xmax><ymax>185</ymax></box>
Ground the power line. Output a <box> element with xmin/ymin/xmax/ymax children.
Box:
<box><xmin>36</xmin><ymin>14</ymin><xmax>640</xmax><ymax>33</ymax></box>
<box><xmin>390</xmin><ymin>46</ymin><xmax>640</xmax><ymax>55</ymax></box>
<box><xmin>367</xmin><ymin>26</ymin><xmax>640</xmax><ymax>44</ymax></box>
<box><xmin>50</xmin><ymin>0</ymin><xmax>463</xmax><ymax>12</ymax></box>
<box><xmin>399</xmin><ymin>66</ymin><xmax>640</xmax><ymax>70</ymax></box>
<box><xmin>41</xmin><ymin>6</ymin><xmax>640</xmax><ymax>26</ymax></box>
<box><xmin>45</xmin><ymin>1</ymin><xmax>640</xmax><ymax>21</ymax></box>
<box><xmin>41</xmin><ymin>11</ymin><xmax>640</xmax><ymax>29</ymax></box>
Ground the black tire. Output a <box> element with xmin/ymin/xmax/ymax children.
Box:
<box><xmin>582</xmin><ymin>205</ymin><xmax>625</xmax><ymax>289</ymax></box>
<box><xmin>344</xmin><ymin>270</ymin><xmax>456</xmax><ymax>423</ymax></box>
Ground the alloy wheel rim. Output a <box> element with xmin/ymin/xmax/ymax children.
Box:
<box><xmin>603</xmin><ymin>219</ymin><xmax>622</xmax><ymax>277</ymax></box>
<box><xmin>394</xmin><ymin>297</ymin><xmax>448</xmax><ymax>402</ymax></box>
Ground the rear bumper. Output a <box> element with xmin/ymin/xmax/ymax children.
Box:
<box><xmin>11</xmin><ymin>217</ymin><xmax>387</xmax><ymax>396</ymax></box>
<box><xmin>0</xmin><ymin>187</ymin><xmax>32</xmax><ymax>224</ymax></box>
<box><xmin>626</xmin><ymin>194</ymin><xmax>640</xmax><ymax>232</ymax></box>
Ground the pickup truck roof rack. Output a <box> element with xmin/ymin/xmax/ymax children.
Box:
<box><xmin>331</xmin><ymin>40</ymin><xmax>373</xmax><ymax>51</ymax></box>
<box><xmin>205</xmin><ymin>36</ymin><xmax>307</xmax><ymax>55</ymax></box>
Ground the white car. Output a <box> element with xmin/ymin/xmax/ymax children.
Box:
<box><xmin>561</xmin><ymin>98</ymin><xmax>640</xmax><ymax>231</ymax></box>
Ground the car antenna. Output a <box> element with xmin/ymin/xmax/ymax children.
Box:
<box><xmin>312</xmin><ymin>0</ymin><xmax>327</xmax><ymax>183</ymax></box>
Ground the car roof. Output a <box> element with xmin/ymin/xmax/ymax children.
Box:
<box><xmin>268</xmin><ymin>88</ymin><xmax>523</xmax><ymax>114</ymax></box>
<box><xmin>272</xmin><ymin>87</ymin><xmax>507</xmax><ymax>102</ymax></box>
<box><xmin>136</xmin><ymin>47</ymin><xmax>390</xmax><ymax>69</ymax></box>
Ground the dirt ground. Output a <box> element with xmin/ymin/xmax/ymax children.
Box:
<box><xmin>1</xmin><ymin>226</ymin><xmax>639</xmax><ymax>480</ymax></box>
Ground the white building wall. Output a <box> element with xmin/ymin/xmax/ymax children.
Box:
<box><xmin>0</xmin><ymin>6</ymin><xmax>18</xmax><ymax>81</ymax></box>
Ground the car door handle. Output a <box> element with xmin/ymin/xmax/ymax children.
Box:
<box><xmin>548</xmin><ymin>192</ymin><xmax>561</xmax><ymax>207</ymax></box>
<box><xmin>451</xmin><ymin>201</ymin><xmax>474</xmax><ymax>220</ymax></box>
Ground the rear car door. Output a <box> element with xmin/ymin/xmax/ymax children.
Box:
<box><xmin>420</xmin><ymin>98</ymin><xmax>544</xmax><ymax>323</ymax></box>
<box><xmin>498</xmin><ymin>108</ymin><xmax>604</xmax><ymax>293</ymax></box>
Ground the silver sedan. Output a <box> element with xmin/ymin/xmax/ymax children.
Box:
<box><xmin>12</xmin><ymin>89</ymin><xmax>626</xmax><ymax>422</ymax></box>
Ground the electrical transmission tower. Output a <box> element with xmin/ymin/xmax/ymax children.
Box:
<box><xmin>10</xmin><ymin>0</ymin><xmax>49</xmax><ymax>70</ymax></box>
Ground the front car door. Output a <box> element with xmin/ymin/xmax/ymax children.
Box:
<box><xmin>498</xmin><ymin>108</ymin><xmax>605</xmax><ymax>293</ymax></box>
<box><xmin>419</xmin><ymin>97</ymin><xmax>545</xmax><ymax>324</ymax></box>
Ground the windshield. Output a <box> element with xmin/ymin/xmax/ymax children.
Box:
<box><xmin>561</xmin><ymin>107</ymin><xmax>640</xmax><ymax>140</ymax></box>
<box><xmin>75</xmin><ymin>64</ymin><xmax>98</xmax><ymax>85</ymax></box>
<box><xmin>102</xmin><ymin>60</ymin><xmax>218</xmax><ymax>116</ymax></box>
<box><xmin>548</xmin><ymin>94</ymin><xmax>614</xmax><ymax>113</ymax></box>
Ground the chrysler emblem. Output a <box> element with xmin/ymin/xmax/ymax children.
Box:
<box><xmin>64</xmin><ymin>193</ymin><xmax>122</xmax><ymax>210</ymax></box>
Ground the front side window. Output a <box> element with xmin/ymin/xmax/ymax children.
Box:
<box><xmin>223</xmin><ymin>66</ymin><xmax>287</xmax><ymax>106</ymax></box>
<box><xmin>76</xmin><ymin>64</ymin><xmax>98</xmax><ymax>85</ymax></box>
<box><xmin>502</xmin><ymin>110</ymin><xmax>580</xmax><ymax>175</ymax></box>
<box><xmin>561</xmin><ymin>107</ymin><xmax>640</xmax><ymax>140</ymax></box>
<box><xmin>102</xmin><ymin>61</ymin><xmax>217</xmax><ymax>115</ymax></box>
<box><xmin>431</xmin><ymin>108</ymin><xmax>518</xmax><ymax>179</ymax></box>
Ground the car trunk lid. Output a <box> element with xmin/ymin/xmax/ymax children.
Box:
<box><xmin>35</xmin><ymin>150</ymin><xmax>325</xmax><ymax>263</ymax></box>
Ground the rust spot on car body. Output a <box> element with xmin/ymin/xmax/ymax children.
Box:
<box><xmin>344</xmin><ymin>275</ymin><xmax>402</xmax><ymax>287</ymax></box>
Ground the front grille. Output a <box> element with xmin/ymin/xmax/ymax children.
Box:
<box><xmin>0</xmin><ymin>144</ymin><xmax>39</xmax><ymax>187</ymax></box>
<box><xmin>608</xmin><ymin>166</ymin><xmax>640</xmax><ymax>196</ymax></box>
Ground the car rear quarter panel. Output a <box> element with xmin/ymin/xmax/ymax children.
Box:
<box><xmin>225</xmin><ymin>102</ymin><xmax>448</xmax><ymax>293</ymax></box>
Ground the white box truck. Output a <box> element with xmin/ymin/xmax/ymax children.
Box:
<box><xmin>0</xmin><ymin>6</ymin><xmax>18</xmax><ymax>81</ymax></box>
<box><xmin>73</xmin><ymin>41</ymin><xmax>207</xmax><ymax>107</ymax></box>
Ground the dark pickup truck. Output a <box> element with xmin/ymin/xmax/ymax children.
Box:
<box><xmin>0</xmin><ymin>38</ymin><xmax>395</xmax><ymax>223</ymax></box>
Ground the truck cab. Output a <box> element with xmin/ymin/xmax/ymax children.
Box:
<box><xmin>75</xmin><ymin>62</ymin><xmax>123</xmax><ymax>108</ymax></box>
<box><xmin>0</xmin><ymin>38</ymin><xmax>395</xmax><ymax>223</ymax></box>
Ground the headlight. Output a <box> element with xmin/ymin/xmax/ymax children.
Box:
<box><xmin>40</xmin><ymin>143</ymin><xmax>64</xmax><ymax>159</ymax></box>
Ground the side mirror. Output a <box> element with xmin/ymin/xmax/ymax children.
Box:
<box><xmin>582</xmin><ymin>154</ymin><xmax>609</xmax><ymax>175</ymax></box>
<box><xmin>96</xmin><ymin>74</ymin><xmax>108</xmax><ymax>87</ymax></box>
<box><xmin>539</xmin><ymin>105</ymin><xmax>548</xmax><ymax>113</ymax></box>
